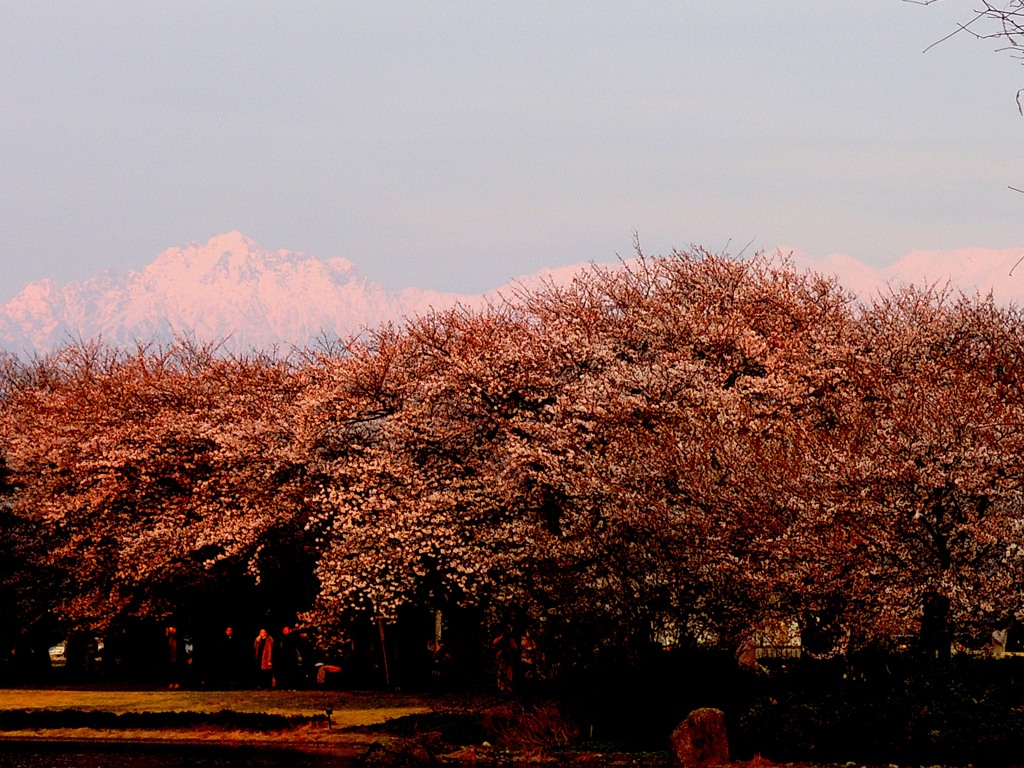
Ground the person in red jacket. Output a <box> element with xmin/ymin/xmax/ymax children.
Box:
<box><xmin>253</xmin><ymin>628</ymin><xmax>274</xmax><ymax>688</ymax></box>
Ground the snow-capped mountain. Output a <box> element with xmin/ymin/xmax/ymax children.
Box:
<box><xmin>0</xmin><ymin>232</ymin><xmax>476</xmax><ymax>356</ymax></box>
<box><xmin>3</xmin><ymin>232</ymin><xmax>1024</xmax><ymax>358</ymax></box>
<box><xmin>804</xmin><ymin>247</ymin><xmax>1024</xmax><ymax>305</ymax></box>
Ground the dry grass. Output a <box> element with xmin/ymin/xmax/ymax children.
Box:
<box><xmin>485</xmin><ymin>702</ymin><xmax>580</xmax><ymax>750</ymax></box>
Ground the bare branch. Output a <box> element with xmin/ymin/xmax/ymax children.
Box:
<box><xmin>922</xmin><ymin>14</ymin><xmax>989</xmax><ymax>53</ymax></box>
<box><xmin>910</xmin><ymin>1</ymin><xmax>1024</xmax><ymax>56</ymax></box>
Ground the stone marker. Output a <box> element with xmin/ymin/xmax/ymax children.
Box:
<box><xmin>669</xmin><ymin>707</ymin><xmax>729</xmax><ymax>767</ymax></box>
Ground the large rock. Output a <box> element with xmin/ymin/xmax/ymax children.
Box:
<box><xmin>669</xmin><ymin>707</ymin><xmax>729</xmax><ymax>767</ymax></box>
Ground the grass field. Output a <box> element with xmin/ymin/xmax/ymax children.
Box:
<box><xmin>0</xmin><ymin>688</ymin><xmax>436</xmax><ymax>752</ymax></box>
<box><xmin>0</xmin><ymin>688</ymin><xmax>430</xmax><ymax>725</ymax></box>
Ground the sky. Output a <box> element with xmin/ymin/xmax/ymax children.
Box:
<box><xmin>3</xmin><ymin>1</ymin><xmax>1024</xmax><ymax>303</ymax></box>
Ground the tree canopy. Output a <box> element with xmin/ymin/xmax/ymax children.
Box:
<box><xmin>2</xmin><ymin>250</ymin><xmax>1023</xmax><ymax>674</ymax></box>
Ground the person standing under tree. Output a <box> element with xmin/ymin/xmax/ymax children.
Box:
<box><xmin>165</xmin><ymin>626</ymin><xmax>182</xmax><ymax>689</ymax></box>
<box><xmin>276</xmin><ymin>625</ymin><xmax>305</xmax><ymax>689</ymax></box>
<box><xmin>492</xmin><ymin>631</ymin><xmax>519</xmax><ymax>692</ymax></box>
<box><xmin>254</xmin><ymin>628</ymin><xmax>274</xmax><ymax>688</ymax></box>
<box><xmin>213</xmin><ymin>626</ymin><xmax>244</xmax><ymax>688</ymax></box>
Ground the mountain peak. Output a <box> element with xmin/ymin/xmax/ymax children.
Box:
<box><xmin>206</xmin><ymin>230</ymin><xmax>257</xmax><ymax>254</ymax></box>
<box><xmin>149</xmin><ymin>232</ymin><xmax>276</xmax><ymax>276</ymax></box>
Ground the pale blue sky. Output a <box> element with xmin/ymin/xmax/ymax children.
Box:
<box><xmin>2</xmin><ymin>1</ymin><xmax>1022</xmax><ymax>301</ymax></box>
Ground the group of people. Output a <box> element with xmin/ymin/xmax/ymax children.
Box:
<box><xmin>165</xmin><ymin>624</ymin><xmax>310</xmax><ymax>689</ymax></box>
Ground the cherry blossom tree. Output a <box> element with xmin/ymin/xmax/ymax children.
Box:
<box><xmin>0</xmin><ymin>341</ymin><xmax>315</xmax><ymax>631</ymax></box>
<box><xmin>781</xmin><ymin>287</ymin><xmax>1024</xmax><ymax>654</ymax></box>
<box><xmin>299</xmin><ymin>249</ymin><xmax>860</xmax><ymax>669</ymax></box>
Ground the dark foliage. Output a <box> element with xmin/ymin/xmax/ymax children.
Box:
<box><xmin>737</xmin><ymin>655</ymin><xmax>1024</xmax><ymax>766</ymax></box>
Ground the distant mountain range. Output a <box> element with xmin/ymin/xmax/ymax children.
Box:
<box><xmin>0</xmin><ymin>232</ymin><xmax>479</xmax><ymax>356</ymax></box>
<box><xmin>790</xmin><ymin>246</ymin><xmax>1024</xmax><ymax>307</ymax></box>
<box><xmin>1</xmin><ymin>232</ymin><xmax>1022</xmax><ymax>356</ymax></box>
